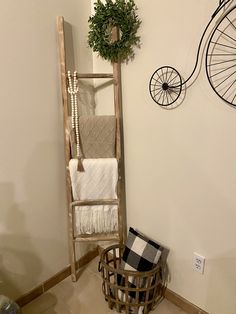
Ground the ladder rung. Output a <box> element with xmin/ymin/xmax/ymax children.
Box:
<box><xmin>74</xmin><ymin>233</ymin><xmax>119</xmax><ymax>242</ymax></box>
<box><xmin>71</xmin><ymin>199</ymin><xmax>119</xmax><ymax>207</ymax></box>
<box><xmin>77</xmin><ymin>73</ymin><xmax>114</xmax><ymax>79</ymax></box>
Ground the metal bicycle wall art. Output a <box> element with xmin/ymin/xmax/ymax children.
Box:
<box><xmin>149</xmin><ymin>0</ymin><xmax>236</xmax><ymax>108</ymax></box>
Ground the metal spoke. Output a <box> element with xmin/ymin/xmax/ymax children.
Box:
<box><xmin>150</xmin><ymin>83</ymin><xmax>162</xmax><ymax>88</ymax></box>
<box><xmin>162</xmin><ymin>90</ymin><xmax>165</xmax><ymax>104</ymax></box>
<box><xmin>207</xmin><ymin>53</ymin><xmax>236</xmax><ymax>56</ymax></box>
<box><xmin>215</xmin><ymin>70</ymin><xmax>236</xmax><ymax>89</ymax></box>
<box><xmin>207</xmin><ymin>58</ymin><xmax>236</xmax><ymax>66</ymax></box>
<box><xmin>226</xmin><ymin>16</ymin><xmax>236</xmax><ymax>31</ymax></box>
<box><xmin>153</xmin><ymin>88</ymin><xmax>163</xmax><ymax>99</ymax></box>
<box><xmin>150</xmin><ymin>85</ymin><xmax>162</xmax><ymax>91</ymax></box>
<box><xmin>209</xmin><ymin>63</ymin><xmax>236</xmax><ymax>78</ymax></box>
<box><xmin>154</xmin><ymin>73</ymin><xmax>164</xmax><ymax>84</ymax></box>
<box><xmin>165</xmin><ymin>91</ymin><xmax>170</xmax><ymax>105</ymax></box>
<box><xmin>216</xmin><ymin>28</ymin><xmax>236</xmax><ymax>43</ymax></box>
<box><xmin>151</xmin><ymin>86</ymin><xmax>162</xmax><ymax>92</ymax></box>
<box><xmin>222</xmin><ymin>78</ymin><xmax>236</xmax><ymax>97</ymax></box>
<box><xmin>156</xmin><ymin>90</ymin><xmax>164</xmax><ymax>104</ymax></box>
<box><xmin>232</xmin><ymin>93</ymin><xmax>236</xmax><ymax>103</ymax></box>
<box><xmin>151</xmin><ymin>77</ymin><xmax>162</xmax><ymax>85</ymax></box>
<box><xmin>160</xmin><ymin>68</ymin><xmax>165</xmax><ymax>82</ymax></box>
<box><xmin>168</xmin><ymin>73</ymin><xmax>179</xmax><ymax>85</ymax></box>
<box><xmin>165</xmin><ymin>67</ymin><xmax>169</xmax><ymax>83</ymax></box>
<box><xmin>167</xmin><ymin>89</ymin><xmax>175</xmax><ymax>103</ymax></box>
<box><xmin>169</xmin><ymin>88</ymin><xmax>179</xmax><ymax>96</ymax></box>
<box><xmin>167</xmin><ymin>69</ymin><xmax>174</xmax><ymax>83</ymax></box>
<box><xmin>210</xmin><ymin>41</ymin><xmax>236</xmax><ymax>50</ymax></box>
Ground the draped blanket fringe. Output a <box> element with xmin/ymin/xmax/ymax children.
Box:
<box><xmin>74</xmin><ymin>205</ymin><xmax>118</xmax><ymax>235</ymax></box>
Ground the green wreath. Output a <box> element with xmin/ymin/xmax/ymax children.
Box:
<box><xmin>88</xmin><ymin>0</ymin><xmax>141</xmax><ymax>63</ymax></box>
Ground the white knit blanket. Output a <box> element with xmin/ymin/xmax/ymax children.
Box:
<box><xmin>69</xmin><ymin>158</ymin><xmax>118</xmax><ymax>200</ymax></box>
<box><xmin>69</xmin><ymin>158</ymin><xmax>118</xmax><ymax>235</ymax></box>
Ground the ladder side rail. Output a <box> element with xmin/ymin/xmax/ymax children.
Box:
<box><xmin>112</xmin><ymin>27</ymin><xmax>127</xmax><ymax>245</ymax></box>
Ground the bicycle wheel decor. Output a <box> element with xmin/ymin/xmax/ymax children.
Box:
<box><xmin>149</xmin><ymin>0</ymin><xmax>236</xmax><ymax>108</ymax></box>
<box><xmin>206</xmin><ymin>6</ymin><xmax>236</xmax><ymax>106</ymax></box>
<box><xmin>149</xmin><ymin>66</ymin><xmax>182</xmax><ymax>107</ymax></box>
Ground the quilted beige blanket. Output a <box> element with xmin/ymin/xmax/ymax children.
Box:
<box><xmin>79</xmin><ymin>115</ymin><xmax>116</xmax><ymax>158</ymax></box>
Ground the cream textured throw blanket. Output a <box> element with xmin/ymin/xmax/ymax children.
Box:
<box><xmin>69</xmin><ymin>158</ymin><xmax>118</xmax><ymax>200</ymax></box>
<box><xmin>69</xmin><ymin>158</ymin><xmax>118</xmax><ymax>235</ymax></box>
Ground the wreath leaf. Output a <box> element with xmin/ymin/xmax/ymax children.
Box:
<box><xmin>88</xmin><ymin>0</ymin><xmax>141</xmax><ymax>62</ymax></box>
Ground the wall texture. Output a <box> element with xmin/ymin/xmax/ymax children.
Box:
<box><xmin>93</xmin><ymin>1</ymin><xmax>236</xmax><ymax>313</ymax></box>
<box><xmin>0</xmin><ymin>0</ymin><xmax>93</xmax><ymax>299</ymax></box>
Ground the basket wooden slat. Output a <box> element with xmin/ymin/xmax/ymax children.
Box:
<box><xmin>99</xmin><ymin>244</ymin><xmax>164</xmax><ymax>314</ymax></box>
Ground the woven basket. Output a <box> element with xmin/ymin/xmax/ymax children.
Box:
<box><xmin>99</xmin><ymin>244</ymin><xmax>164</xmax><ymax>314</ymax></box>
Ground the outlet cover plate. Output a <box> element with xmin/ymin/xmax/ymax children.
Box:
<box><xmin>193</xmin><ymin>253</ymin><xmax>205</xmax><ymax>274</ymax></box>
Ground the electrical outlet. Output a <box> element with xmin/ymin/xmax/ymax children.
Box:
<box><xmin>193</xmin><ymin>253</ymin><xmax>205</xmax><ymax>274</ymax></box>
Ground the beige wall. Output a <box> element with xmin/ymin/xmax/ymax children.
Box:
<box><xmin>0</xmin><ymin>0</ymin><xmax>93</xmax><ymax>299</ymax></box>
<box><xmin>1</xmin><ymin>1</ymin><xmax>236</xmax><ymax>312</ymax></box>
<box><xmin>93</xmin><ymin>1</ymin><xmax>236</xmax><ymax>313</ymax></box>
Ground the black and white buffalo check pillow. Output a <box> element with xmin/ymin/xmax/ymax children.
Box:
<box><xmin>121</xmin><ymin>227</ymin><xmax>163</xmax><ymax>272</ymax></box>
<box><xmin>117</xmin><ymin>227</ymin><xmax>163</xmax><ymax>307</ymax></box>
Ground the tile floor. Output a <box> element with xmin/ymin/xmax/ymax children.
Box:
<box><xmin>22</xmin><ymin>257</ymin><xmax>187</xmax><ymax>314</ymax></box>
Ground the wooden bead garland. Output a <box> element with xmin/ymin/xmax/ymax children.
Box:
<box><xmin>67</xmin><ymin>71</ymin><xmax>84</xmax><ymax>172</ymax></box>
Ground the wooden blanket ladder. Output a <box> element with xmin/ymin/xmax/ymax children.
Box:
<box><xmin>57</xmin><ymin>16</ymin><xmax>126</xmax><ymax>281</ymax></box>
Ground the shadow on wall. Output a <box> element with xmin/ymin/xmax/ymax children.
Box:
<box><xmin>64</xmin><ymin>21</ymin><xmax>96</xmax><ymax>116</ymax></box>
<box><xmin>0</xmin><ymin>183</ymin><xmax>42</xmax><ymax>300</ymax></box>
<box><xmin>0</xmin><ymin>141</ymin><xmax>69</xmax><ymax>300</ymax></box>
<box><xmin>78</xmin><ymin>80</ymin><xmax>96</xmax><ymax>116</ymax></box>
<box><xmin>22</xmin><ymin>141</ymin><xmax>96</xmax><ymax>278</ymax></box>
